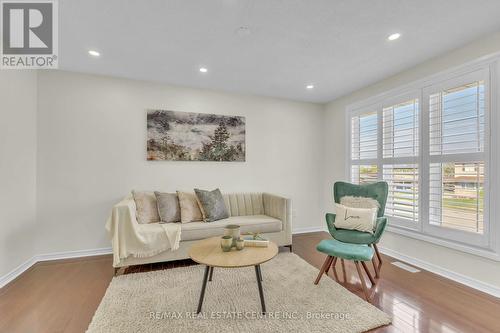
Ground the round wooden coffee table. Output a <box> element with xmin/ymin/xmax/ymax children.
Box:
<box><xmin>189</xmin><ymin>236</ymin><xmax>278</xmax><ymax>314</ymax></box>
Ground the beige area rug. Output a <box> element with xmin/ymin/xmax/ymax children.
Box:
<box><xmin>87</xmin><ymin>253</ymin><xmax>391</xmax><ymax>333</ymax></box>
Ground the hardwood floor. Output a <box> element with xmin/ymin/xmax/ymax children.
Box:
<box><xmin>1</xmin><ymin>232</ymin><xmax>499</xmax><ymax>333</ymax></box>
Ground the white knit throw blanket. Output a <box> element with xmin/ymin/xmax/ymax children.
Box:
<box><xmin>105</xmin><ymin>197</ymin><xmax>182</xmax><ymax>267</ymax></box>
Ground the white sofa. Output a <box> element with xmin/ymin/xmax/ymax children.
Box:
<box><xmin>110</xmin><ymin>192</ymin><xmax>292</xmax><ymax>269</ymax></box>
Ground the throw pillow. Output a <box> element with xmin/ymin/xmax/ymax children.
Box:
<box><xmin>154</xmin><ymin>192</ymin><xmax>181</xmax><ymax>223</ymax></box>
<box><xmin>132</xmin><ymin>190</ymin><xmax>160</xmax><ymax>224</ymax></box>
<box><xmin>177</xmin><ymin>191</ymin><xmax>203</xmax><ymax>223</ymax></box>
<box><xmin>334</xmin><ymin>203</ymin><xmax>377</xmax><ymax>234</ymax></box>
<box><xmin>194</xmin><ymin>188</ymin><xmax>229</xmax><ymax>222</ymax></box>
<box><xmin>340</xmin><ymin>195</ymin><xmax>380</xmax><ymax>211</ymax></box>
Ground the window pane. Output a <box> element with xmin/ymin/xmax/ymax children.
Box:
<box><xmin>430</xmin><ymin>81</ymin><xmax>485</xmax><ymax>155</ymax></box>
<box><xmin>429</xmin><ymin>162</ymin><xmax>484</xmax><ymax>234</ymax></box>
<box><xmin>383</xmin><ymin>99</ymin><xmax>419</xmax><ymax>158</ymax></box>
<box><xmin>351</xmin><ymin>165</ymin><xmax>378</xmax><ymax>184</ymax></box>
<box><xmin>383</xmin><ymin>164</ymin><xmax>419</xmax><ymax>222</ymax></box>
<box><xmin>351</xmin><ymin>112</ymin><xmax>377</xmax><ymax>160</ymax></box>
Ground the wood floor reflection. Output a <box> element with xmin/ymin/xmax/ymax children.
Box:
<box><xmin>1</xmin><ymin>231</ymin><xmax>499</xmax><ymax>333</ymax></box>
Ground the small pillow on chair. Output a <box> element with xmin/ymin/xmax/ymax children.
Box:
<box><xmin>334</xmin><ymin>203</ymin><xmax>377</xmax><ymax>234</ymax></box>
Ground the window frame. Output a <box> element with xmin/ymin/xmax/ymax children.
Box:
<box><xmin>347</xmin><ymin>90</ymin><xmax>422</xmax><ymax>231</ymax></box>
<box><xmin>421</xmin><ymin>69</ymin><xmax>490</xmax><ymax>248</ymax></box>
<box><xmin>345</xmin><ymin>54</ymin><xmax>500</xmax><ymax>261</ymax></box>
<box><xmin>380</xmin><ymin>91</ymin><xmax>421</xmax><ymax>230</ymax></box>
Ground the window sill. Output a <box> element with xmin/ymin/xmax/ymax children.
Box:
<box><xmin>386</xmin><ymin>224</ymin><xmax>500</xmax><ymax>262</ymax></box>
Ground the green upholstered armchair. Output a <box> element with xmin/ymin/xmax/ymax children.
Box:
<box><xmin>325</xmin><ymin>181</ymin><xmax>389</xmax><ymax>276</ymax></box>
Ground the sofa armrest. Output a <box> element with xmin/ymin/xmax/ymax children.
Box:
<box><xmin>262</xmin><ymin>193</ymin><xmax>292</xmax><ymax>245</ymax></box>
<box><xmin>105</xmin><ymin>195</ymin><xmax>138</xmax><ymax>235</ymax></box>
<box><xmin>106</xmin><ymin>195</ymin><xmax>182</xmax><ymax>268</ymax></box>
<box><xmin>105</xmin><ymin>195</ymin><xmax>139</xmax><ymax>266</ymax></box>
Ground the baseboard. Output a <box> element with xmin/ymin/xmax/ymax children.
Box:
<box><xmin>292</xmin><ymin>226</ymin><xmax>327</xmax><ymax>234</ymax></box>
<box><xmin>0</xmin><ymin>256</ymin><xmax>37</xmax><ymax>289</ymax></box>
<box><xmin>379</xmin><ymin>246</ymin><xmax>500</xmax><ymax>298</ymax></box>
<box><xmin>36</xmin><ymin>247</ymin><xmax>112</xmax><ymax>262</ymax></box>
<box><xmin>0</xmin><ymin>247</ymin><xmax>112</xmax><ymax>289</ymax></box>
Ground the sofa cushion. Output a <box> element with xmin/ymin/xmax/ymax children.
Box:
<box><xmin>180</xmin><ymin>215</ymin><xmax>282</xmax><ymax>241</ymax></box>
<box><xmin>154</xmin><ymin>192</ymin><xmax>181</xmax><ymax>223</ymax></box>
<box><xmin>132</xmin><ymin>191</ymin><xmax>160</xmax><ymax>224</ymax></box>
<box><xmin>177</xmin><ymin>191</ymin><xmax>203</xmax><ymax>223</ymax></box>
<box><xmin>194</xmin><ymin>188</ymin><xmax>229</xmax><ymax>222</ymax></box>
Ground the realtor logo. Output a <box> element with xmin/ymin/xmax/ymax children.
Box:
<box><xmin>1</xmin><ymin>0</ymin><xmax>58</xmax><ymax>69</ymax></box>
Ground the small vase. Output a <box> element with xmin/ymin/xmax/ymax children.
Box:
<box><xmin>224</xmin><ymin>225</ymin><xmax>240</xmax><ymax>247</ymax></box>
<box><xmin>236</xmin><ymin>238</ymin><xmax>245</xmax><ymax>251</ymax></box>
<box><xmin>221</xmin><ymin>236</ymin><xmax>233</xmax><ymax>252</ymax></box>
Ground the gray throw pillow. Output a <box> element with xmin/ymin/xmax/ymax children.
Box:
<box><xmin>194</xmin><ymin>188</ymin><xmax>229</xmax><ymax>222</ymax></box>
<box><xmin>154</xmin><ymin>192</ymin><xmax>181</xmax><ymax>223</ymax></box>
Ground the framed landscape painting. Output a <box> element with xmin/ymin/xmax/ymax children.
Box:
<box><xmin>147</xmin><ymin>110</ymin><xmax>246</xmax><ymax>161</ymax></box>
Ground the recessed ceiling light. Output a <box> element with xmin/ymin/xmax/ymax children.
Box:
<box><xmin>306</xmin><ymin>84</ymin><xmax>314</xmax><ymax>89</ymax></box>
<box><xmin>387</xmin><ymin>33</ymin><xmax>401</xmax><ymax>41</ymax></box>
<box><xmin>199</xmin><ymin>67</ymin><xmax>208</xmax><ymax>73</ymax></box>
<box><xmin>88</xmin><ymin>50</ymin><xmax>100</xmax><ymax>57</ymax></box>
<box><xmin>235</xmin><ymin>26</ymin><xmax>252</xmax><ymax>37</ymax></box>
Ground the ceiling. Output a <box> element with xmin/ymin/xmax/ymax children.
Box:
<box><xmin>59</xmin><ymin>0</ymin><xmax>500</xmax><ymax>103</ymax></box>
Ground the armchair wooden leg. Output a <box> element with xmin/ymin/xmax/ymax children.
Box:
<box><xmin>373</xmin><ymin>244</ymin><xmax>382</xmax><ymax>265</ymax></box>
<box><xmin>329</xmin><ymin>257</ymin><xmax>339</xmax><ymax>282</ymax></box>
<box><xmin>361</xmin><ymin>261</ymin><xmax>376</xmax><ymax>286</ymax></box>
<box><xmin>373</xmin><ymin>244</ymin><xmax>383</xmax><ymax>267</ymax></box>
<box><xmin>340</xmin><ymin>259</ymin><xmax>347</xmax><ymax>282</ymax></box>
<box><xmin>354</xmin><ymin>261</ymin><xmax>371</xmax><ymax>302</ymax></box>
<box><xmin>327</xmin><ymin>257</ymin><xmax>337</xmax><ymax>275</ymax></box>
<box><xmin>372</xmin><ymin>256</ymin><xmax>380</xmax><ymax>278</ymax></box>
<box><xmin>314</xmin><ymin>256</ymin><xmax>333</xmax><ymax>285</ymax></box>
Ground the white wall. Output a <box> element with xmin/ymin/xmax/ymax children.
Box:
<box><xmin>323</xmin><ymin>31</ymin><xmax>500</xmax><ymax>290</ymax></box>
<box><xmin>0</xmin><ymin>71</ymin><xmax>38</xmax><ymax>277</ymax></box>
<box><xmin>36</xmin><ymin>71</ymin><xmax>324</xmax><ymax>254</ymax></box>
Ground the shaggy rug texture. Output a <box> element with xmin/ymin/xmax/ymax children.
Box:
<box><xmin>87</xmin><ymin>253</ymin><xmax>390</xmax><ymax>332</ymax></box>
